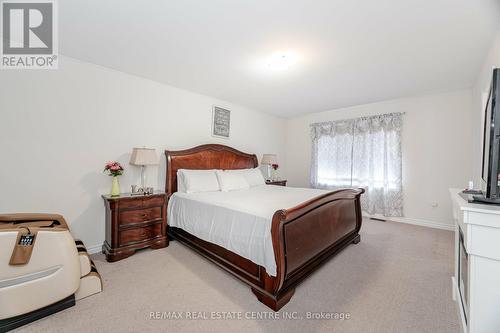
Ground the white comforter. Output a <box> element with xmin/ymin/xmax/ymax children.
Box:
<box><xmin>167</xmin><ymin>185</ymin><xmax>328</xmax><ymax>276</ymax></box>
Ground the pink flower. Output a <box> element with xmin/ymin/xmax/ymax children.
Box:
<box><xmin>103</xmin><ymin>161</ymin><xmax>124</xmax><ymax>176</ymax></box>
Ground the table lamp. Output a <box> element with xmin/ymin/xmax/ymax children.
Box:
<box><xmin>129</xmin><ymin>147</ymin><xmax>158</xmax><ymax>192</ymax></box>
<box><xmin>261</xmin><ymin>154</ymin><xmax>277</xmax><ymax>180</ymax></box>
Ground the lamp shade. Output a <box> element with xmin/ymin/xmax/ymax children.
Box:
<box><xmin>129</xmin><ymin>148</ymin><xmax>158</xmax><ymax>166</ymax></box>
<box><xmin>261</xmin><ymin>154</ymin><xmax>277</xmax><ymax>165</ymax></box>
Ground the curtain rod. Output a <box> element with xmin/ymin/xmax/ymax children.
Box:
<box><xmin>310</xmin><ymin>112</ymin><xmax>405</xmax><ymax>127</ymax></box>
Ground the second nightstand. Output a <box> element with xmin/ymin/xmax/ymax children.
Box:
<box><xmin>102</xmin><ymin>192</ymin><xmax>168</xmax><ymax>262</ymax></box>
<box><xmin>265</xmin><ymin>180</ymin><xmax>287</xmax><ymax>186</ymax></box>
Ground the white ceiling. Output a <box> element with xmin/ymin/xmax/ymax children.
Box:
<box><xmin>60</xmin><ymin>0</ymin><xmax>500</xmax><ymax>117</ymax></box>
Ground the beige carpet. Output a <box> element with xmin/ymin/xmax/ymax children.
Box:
<box><xmin>15</xmin><ymin>220</ymin><xmax>459</xmax><ymax>333</ymax></box>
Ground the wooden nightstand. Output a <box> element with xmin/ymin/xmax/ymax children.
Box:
<box><xmin>265</xmin><ymin>180</ymin><xmax>287</xmax><ymax>186</ymax></box>
<box><xmin>102</xmin><ymin>192</ymin><xmax>168</xmax><ymax>262</ymax></box>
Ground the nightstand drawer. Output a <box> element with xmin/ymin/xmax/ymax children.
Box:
<box><xmin>119</xmin><ymin>206</ymin><xmax>161</xmax><ymax>226</ymax></box>
<box><xmin>119</xmin><ymin>196</ymin><xmax>165</xmax><ymax>210</ymax></box>
<box><xmin>119</xmin><ymin>223</ymin><xmax>162</xmax><ymax>246</ymax></box>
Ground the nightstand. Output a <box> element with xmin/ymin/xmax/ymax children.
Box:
<box><xmin>266</xmin><ymin>180</ymin><xmax>287</xmax><ymax>186</ymax></box>
<box><xmin>102</xmin><ymin>192</ymin><xmax>168</xmax><ymax>262</ymax></box>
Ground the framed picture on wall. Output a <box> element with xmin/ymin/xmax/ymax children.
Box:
<box><xmin>212</xmin><ymin>106</ymin><xmax>231</xmax><ymax>138</ymax></box>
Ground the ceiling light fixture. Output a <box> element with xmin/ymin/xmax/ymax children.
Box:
<box><xmin>266</xmin><ymin>51</ymin><xmax>299</xmax><ymax>71</ymax></box>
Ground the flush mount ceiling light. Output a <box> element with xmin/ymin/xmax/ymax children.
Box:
<box><xmin>266</xmin><ymin>51</ymin><xmax>300</xmax><ymax>71</ymax></box>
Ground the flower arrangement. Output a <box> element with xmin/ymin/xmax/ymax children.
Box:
<box><xmin>104</xmin><ymin>161</ymin><xmax>123</xmax><ymax>196</ymax></box>
<box><xmin>271</xmin><ymin>163</ymin><xmax>279</xmax><ymax>181</ymax></box>
<box><xmin>103</xmin><ymin>161</ymin><xmax>124</xmax><ymax>177</ymax></box>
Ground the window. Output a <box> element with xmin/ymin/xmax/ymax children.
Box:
<box><xmin>310</xmin><ymin>113</ymin><xmax>403</xmax><ymax>217</ymax></box>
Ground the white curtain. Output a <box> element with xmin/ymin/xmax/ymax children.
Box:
<box><xmin>310</xmin><ymin>112</ymin><xmax>403</xmax><ymax>217</ymax></box>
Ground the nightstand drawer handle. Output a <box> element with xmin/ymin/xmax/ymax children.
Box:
<box><xmin>141</xmin><ymin>213</ymin><xmax>147</xmax><ymax>218</ymax></box>
<box><xmin>141</xmin><ymin>230</ymin><xmax>153</xmax><ymax>239</ymax></box>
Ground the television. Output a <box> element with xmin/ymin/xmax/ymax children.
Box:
<box><xmin>476</xmin><ymin>68</ymin><xmax>500</xmax><ymax>204</ymax></box>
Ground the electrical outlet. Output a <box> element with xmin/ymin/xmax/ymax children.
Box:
<box><xmin>431</xmin><ymin>202</ymin><xmax>438</xmax><ymax>208</ymax></box>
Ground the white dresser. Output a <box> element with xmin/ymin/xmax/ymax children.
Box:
<box><xmin>450</xmin><ymin>189</ymin><xmax>500</xmax><ymax>333</ymax></box>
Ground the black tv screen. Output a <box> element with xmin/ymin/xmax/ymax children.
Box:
<box><xmin>480</xmin><ymin>68</ymin><xmax>500</xmax><ymax>201</ymax></box>
<box><xmin>482</xmin><ymin>88</ymin><xmax>492</xmax><ymax>183</ymax></box>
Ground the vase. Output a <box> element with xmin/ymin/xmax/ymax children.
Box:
<box><xmin>271</xmin><ymin>169</ymin><xmax>279</xmax><ymax>181</ymax></box>
<box><xmin>111</xmin><ymin>176</ymin><xmax>120</xmax><ymax>196</ymax></box>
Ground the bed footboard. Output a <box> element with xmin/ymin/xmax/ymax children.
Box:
<box><xmin>255</xmin><ymin>188</ymin><xmax>364</xmax><ymax>310</ymax></box>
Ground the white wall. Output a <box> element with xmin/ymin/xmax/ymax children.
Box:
<box><xmin>472</xmin><ymin>29</ymin><xmax>500</xmax><ymax>184</ymax></box>
<box><xmin>285</xmin><ymin>89</ymin><xmax>474</xmax><ymax>227</ymax></box>
<box><xmin>0</xmin><ymin>57</ymin><xmax>286</xmax><ymax>250</ymax></box>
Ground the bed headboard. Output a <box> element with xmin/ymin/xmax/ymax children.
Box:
<box><xmin>165</xmin><ymin>144</ymin><xmax>258</xmax><ymax>197</ymax></box>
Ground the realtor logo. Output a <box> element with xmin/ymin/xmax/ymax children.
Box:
<box><xmin>1</xmin><ymin>0</ymin><xmax>58</xmax><ymax>69</ymax></box>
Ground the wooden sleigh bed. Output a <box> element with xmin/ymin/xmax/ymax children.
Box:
<box><xmin>165</xmin><ymin>144</ymin><xmax>364</xmax><ymax>310</ymax></box>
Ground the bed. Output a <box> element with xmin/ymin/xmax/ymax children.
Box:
<box><xmin>165</xmin><ymin>144</ymin><xmax>364</xmax><ymax>310</ymax></box>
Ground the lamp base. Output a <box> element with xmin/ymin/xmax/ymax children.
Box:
<box><xmin>260</xmin><ymin>165</ymin><xmax>272</xmax><ymax>181</ymax></box>
<box><xmin>140</xmin><ymin>165</ymin><xmax>146</xmax><ymax>189</ymax></box>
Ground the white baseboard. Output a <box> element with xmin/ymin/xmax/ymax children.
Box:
<box><xmin>85</xmin><ymin>244</ymin><xmax>102</xmax><ymax>255</ymax></box>
<box><xmin>364</xmin><ymin>214</ymin><xmax>454</xmax><ymax>231</ymax></box>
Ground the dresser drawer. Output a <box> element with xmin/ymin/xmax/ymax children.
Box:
<box><xmin>119</xmin><ymin>206</ymin><xmax>161</xmax><ymax>226</ymax></box>
<box><xmin>119</xmin><ymin>223</ymin><xmax>162</xmax><ymax>246</ymax></box>
<box><xmin>118</xmin><ymin>196</ymin><xmax>165</xmax><ymax>210</ymax></box>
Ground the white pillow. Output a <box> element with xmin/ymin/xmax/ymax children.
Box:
<box><xmin>226</xmin><ymin>168</ymin><xmax>266</xmax><ymax>187</ymax></box>
<box><xmin>216</xmin><ymin>170</ymin><xmax>250</xmax><ymax>192</ymax></box>
<box><xmin>176</xmin><ymin>170</ymin><xmax>187</xmax><ymax>193</ymax></box>
<box><xmin>177</xmin><ymin>169</ymin><xmax>220</xmax><ymax>193</ymax></box>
